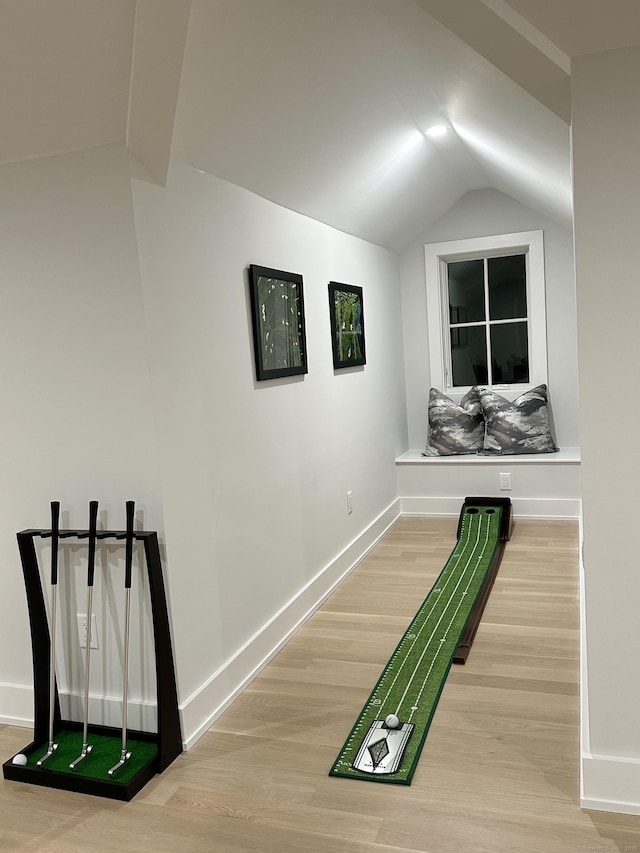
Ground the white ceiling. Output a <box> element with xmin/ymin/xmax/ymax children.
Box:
<box><xmin>1</xmin><ymin>0</ymin><xmax>638</xmax><ymax>250</ymax></box>
<box><xmin>499</xmin><ymin>0</ymin><xmax>640</xmax><ymax>56</ymax></box>
<box><xmin>0</xmin><ymin>0</ymin><xmax>135</xmax><ymax>166</ymax></box>
<box><xmin>171</xmin><ymin>0</ymin><xmax>572</xmax><ymax>248</ymax></box>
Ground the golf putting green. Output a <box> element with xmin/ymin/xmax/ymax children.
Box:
<box><xmin>330</xmin><ymin>500</ymin><xmax>508</xmax><ymax>784</ymax></box>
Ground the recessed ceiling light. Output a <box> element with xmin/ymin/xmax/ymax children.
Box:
<box><xmin>425</xmin><ymin>125</ymin><xmax>449</xmax><ymax>139</ymax></box>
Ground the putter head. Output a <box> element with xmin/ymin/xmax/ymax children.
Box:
<box><xmin>36</xmin><ymin>741</ymin><xmax>58</xmax><ymax>766</ymax></box>
<box><xmin>69</xmin><ymin>743</ymin><xmax>93</xmax><ymax>770</ymax></box>
<box><xmin>108</xmin><ymin>750</ymin><xmax>132</xmax><ymax>776</ymax></box>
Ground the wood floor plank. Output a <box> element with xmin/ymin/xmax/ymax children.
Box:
<box><xmin>3</xmin><ymin>515</ymin><xmax>640</xmax><ymax>851</ymax></box>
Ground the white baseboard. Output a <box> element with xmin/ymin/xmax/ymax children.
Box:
<box><xmin>60</xmin><ymin>692</ymin><xmax>157</xmax><ymax>732</ymax></box>
<box><xmin>581</xmin><ymin>754</ymin><xmax>640</xmax><ymax>815</ymax></box>
<box><xmin>179</xmin><ymin>498</ymin><xmax>402</xmax><ymax>749</ymax></box>
<box><xmin>0</xmin><ymin>683</ymin><xmax>34</xmax><ymax>728</ymax></box>
<box><xmin>3</xmin><ymin>496</ymin><xmax>587</xmax><ymax>765</ymax></box>
<box><xmin>0</xmin><ymin>501</ymin><xmax>401</xmax><ymax>746</ymax></box>
<box><xmin>578</xmin><ymin>508</ymin><xmax>640</xmax><ymax>816</ymax></box>
<box><xmin>399</xmin><ymin>495</ymin><xmax>581</xmax><ymax>519</ymax></box>
<box><xmin>579</xmin><ymin>509</ymin><xmax>640</xmax><ymax>816</ymax></box>
<box><xmin>578</xmin><ymin>509</ymin><xmax>589</xmax><ymax>806</ymax></box>
<box><xmin>0</xmin><ymin>682</ymin><xmax>157</xmax><ymax>733</ymax></box>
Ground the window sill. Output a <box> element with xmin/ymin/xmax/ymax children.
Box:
<box><xmin>396</xmin><ymin>447</ymin><xmax>581</xmax><ymax>465</ymax></box>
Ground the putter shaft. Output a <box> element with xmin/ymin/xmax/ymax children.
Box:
<box><xmin>38</xmin><ymin>583</ymin><xmax>58</xmax><ymax>766</ymax></box>
<box><xmin>38</xmin><ymin>502</ymin><xmax>60</xmax><ymax>766</ymax></box>
<box><xmin>70</xmin><ymin>501</ymin><xmax>98</xmax><ymax>769</ymax></box>
<box><xmin>70</xmin><ymin>586</ymin><xmax>94</xmax><ymax>768</ymax></box>
<box><xmin>108</xmin><ymin>588</ymin><xmax>132</xmax><ymax>776</ymax></box>
<box><xmin>109</xmin><ymin>502</ymin><xmax>136</xmax><ymax>776</ymax></box>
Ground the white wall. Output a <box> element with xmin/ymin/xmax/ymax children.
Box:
<box><xmin>572</xmin><ymin>44</ymin><xmax>640</xmax><ymax>814</ymax></box>
<box><xmin>131</xmin><ymin>159</ymin><xmax>407</xmax><ymax>743</ymax></box>
<box><xmin>0</xmin><ymin>146</ymin><xmax>407</xmax><ymax>746</ymax></box>
<box><xmin>0</xmin><ymin>143</ymin><xmax>164</xmax><ymax>726</ymax></box>
<box><xmin>399</xmin><ymin>188</ymin><xmax>579</xmax><ymax>451</ymax></box>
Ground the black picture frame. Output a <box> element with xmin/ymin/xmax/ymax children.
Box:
<box><xmin>328</xmin><ymin>281</ymin><xmax>366</xmax><ymax>369</ymax></box>
<box><xmin>248</xmin><ymin>265</ymin><xmax>308</xmax><ymax>381</ymax></box>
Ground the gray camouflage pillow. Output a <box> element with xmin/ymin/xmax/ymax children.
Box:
<box><xmin>423</xmin><ymin>387</ymin><xmax>484</xmax><ymax>456</ymax></box>
<box><xmin>479</xmin><ymin>384</ymin><xmax>558</xmax><ymax>455</ymax></box>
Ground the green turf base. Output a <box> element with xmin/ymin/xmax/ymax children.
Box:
<box><xmin>28</xmin><ymin>728</ymin><xmax>157</xmax><ymax>783</ymax></box>
<box><xmin>3</xmin><ymin>725</ymin><xmax>159</xmax><ymax>800</ymax></box>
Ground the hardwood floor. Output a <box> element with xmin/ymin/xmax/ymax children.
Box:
<box><xmin>3</xmin><ymin>515</ymin><xmax>640</xmax><ymax>851</ymax></box>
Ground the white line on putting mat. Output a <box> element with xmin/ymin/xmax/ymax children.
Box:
<box><xmin>394</xmin><ymin>513</ymin><xmax>490</xmax><ymax>717</ymax></box>
<box><xmin>406</xmin><ymin>515</ymin><xmax>492</xmax><ymax>721</ymax></box>
<box><xmin>373</xmin><ymin>515</ymin><xmax>476</xmax><ymax>713</ymax></box>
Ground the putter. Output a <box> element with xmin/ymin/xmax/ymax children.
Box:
<box><xmin>108</xmin><ymin>501</ymin><xmax>135</xmax><ymax>776</ymax></box>
<box><xmin>37</xmin><ymin>501</ymin><xmax>61</xmax><ymax>766</ymax></box>
<box><xmin>70</xmin><ymin>500</ymin><xmax>98</xmax><ymax>769</ymax></box>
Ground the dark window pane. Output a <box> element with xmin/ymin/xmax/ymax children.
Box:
<box><xmin>488</xmin><ymin>255</ymin><xmax>527</xmax><ymax>320</ymax></box>
<box><xmin>450</xmin><ymin>325</ymin><xmax>488</xmax><ymax>386</ymax></box>
<box><xmin>490</xmin><ymin>322</ymin><xmax>529</xmax><ymax>384</ymax></box>
<box><xmin>448</xmin><ymin>260</ymin><xmax>485</xmax><ymax>324</ymax></box>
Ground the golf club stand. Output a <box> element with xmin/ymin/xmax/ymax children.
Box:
<box><xmin>3</xmin><ymin>501</ymin><xmax>182</xmax><ymax>801</ymax></box>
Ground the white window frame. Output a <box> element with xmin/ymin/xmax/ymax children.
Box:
<box><xmin>425</xmin><ymin>230</ymin><xmax>547</xmax><ymax>398</ymax></box>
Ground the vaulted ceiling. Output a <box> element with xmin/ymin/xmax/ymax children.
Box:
<box><xmin>496</xmin><ymin>0</ymin><xmax>640</xmax><ymax>56</ymax></box>
<box><xmin>2</xmin><ymin>0</ymin><xmax>639</xmax><ymax>251</ymax></box>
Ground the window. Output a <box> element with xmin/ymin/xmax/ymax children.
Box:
<box><xmin>425</xmin><ymin>231</ymin><xmax>547</xmax><ymax>396</ymax></box>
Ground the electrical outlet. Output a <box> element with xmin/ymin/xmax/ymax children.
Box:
<box><xmin>76</xmin><ymin>614</ymin><xmax>99</xmax><ymax>649</ymax></box>
<box><xmin>499</xmin><ymin>472</ymin><xmax>512</xmax><ymax>491</ymax></box>
<box><xmin>346</xmin><ymin>490</ymin><xmax>353</xmax><ymax>515</ymax></box>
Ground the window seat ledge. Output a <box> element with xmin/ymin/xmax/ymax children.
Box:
<box><xmin>396</xmin><ymin>447</ymin><xmax>581</xmax><ymax>465</ymax></box>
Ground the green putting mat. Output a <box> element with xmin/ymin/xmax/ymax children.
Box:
<box><xmin>330</xmin><ymin>503</ymin><xmax>503</xmax><ymax>784</ymax></box>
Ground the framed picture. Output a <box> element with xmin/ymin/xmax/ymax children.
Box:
<box><xmin>328</xmin><ymin>281</ymin><xmax>366</xmax><ymax>369</ymax></box>
<box><xmin>248</xmin><ymin>264</ymin><xmax>308</xmax><ymax>381</ymax></box>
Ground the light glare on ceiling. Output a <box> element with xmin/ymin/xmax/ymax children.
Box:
<box><xmin>425</xmin><ymin>125</ymin><xmax>449</xmax><ymax>139</ymax></box>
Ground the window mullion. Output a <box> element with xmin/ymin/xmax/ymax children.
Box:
<box><xmin>484</xmin><ymin>257</ymin><xmax>492</xmax><ymax>386</ymax></box>
<box><xmin>442</xmin><ymin>259</ymin><xmax>452</xmax><ymax>389</ymax></box>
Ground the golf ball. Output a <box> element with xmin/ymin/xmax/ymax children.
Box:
<box><xmin>385</xmin><ymin>714</ymin><xmax>400</xmax><ymax>729</ymax></box>
<box><xmin>12</xmin><ymin>753</ymin><xmax>28</xmax><ymax>766</ymax></box>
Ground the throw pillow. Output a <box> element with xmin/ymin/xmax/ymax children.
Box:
<box><xmin>478</xmin><ymin>384</ymin><xmax>558</xmax><ymax>455</ymax></box>
<box><xmin>423</xmin><ymin>387</ymin><xmax>484</xmax><ymax>456</ymax></box>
